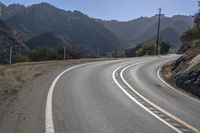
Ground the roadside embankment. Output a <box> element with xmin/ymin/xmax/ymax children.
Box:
<box><xmin>162</xmin><ymin>46</ymin><xmax>200</xmax><ymax>98</ymax></box>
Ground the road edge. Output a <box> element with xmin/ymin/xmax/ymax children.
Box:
<box><xmin>45</xmin><ymin>62</ymin><xmax>97</xmax><ymax>133</ymax></box>
<box><xmin>157</xmin><ymin>67</ymin><xmax>200</xmax><ymax>104</ymax></box>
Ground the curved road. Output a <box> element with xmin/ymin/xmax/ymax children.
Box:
<box><xmin>47</xmin><ymin>55</ymin><xmax>200</xmax><ymax>133</ymax></box>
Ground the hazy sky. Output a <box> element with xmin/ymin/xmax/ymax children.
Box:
<box><xmin>1</xmin><ymin>0</ymin><xmax>199</xmax><ymax>21</ymax></box>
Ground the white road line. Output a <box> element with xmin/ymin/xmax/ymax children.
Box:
<box><xmin>45</xmin><ymin>62</ymin><xmax>94</xmax><ymax>133</ymax></box>
<box><xmin>121</xmin><ymin>64</ymin><xmax>200</xmax><ymax>133</ymax></box>
<box><xmin>45</xmin><ymin>59</ymin><xmax>133</xmax><ymax>133</ymax></box>
<box><xmin>157</xmin><ymin>68</ymin><xmax>200</xmax><ymax>104</ymax></box>
<box><xmin>112</xmin><ymin>62</ymin><xmax>182</xmax><ymax>133</ymax></box>
<box><xmin>112</xmin><ymin>61</ymin><xmax>200</xmax><ymax>133</ymax></box>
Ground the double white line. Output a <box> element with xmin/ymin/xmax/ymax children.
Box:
<box><xmin>45</xmin><ymin>58</ymin><xmax>199</xmax><ymax>133</ymax></box>
<box><xmin>112</xmin><ymin>61</ymin><xmax>200</xmax><ymax>133</ymax></box>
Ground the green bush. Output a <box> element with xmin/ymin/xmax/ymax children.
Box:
<box><xmin>13</xmin><ymin>54</ymin><xmax>30</xmax><ymax>63</ymax></box>
<box><xmin>28</xmin><ymin>45</ymin><xmax>82</xmax><ymax>61</ymax></box>
<box><xmin>125</xmin><ymin>41</ymin><xmax>171</xmax><ymax>57</ymax></box>
<box><xmin>29</xmin><ymin>46</ymin><xmax>58</xmax><ymax>61</ymax></box>
<box><xmin>160</xmin><ymin>41</ymin><xmax>171</xmax><ymax>54</ymax></box>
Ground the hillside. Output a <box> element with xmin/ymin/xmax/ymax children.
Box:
<box><xmin>100</xmin><ymin>15</ymin><xmax>193</xmax><ymax>48</ymax></box>
<box><xmin>0</xmin><ymin>1</ymin><xmax>194</xmax><ymax>56</ymax></box>
<box><xmin>0</xmin><ymin>2</ymin><xmax>25</xmax><ymax>20</ymax></box>
<box><xmin>0</xmin><ymin>20</ymin><xmax>28</xmax><ymax>64</ymax></box>
<box><xmin>2</xmin><ymin>2</ymin><xmax>122</xmax><ymax>56</ymax></box>
<box><xmin>25</xmin><ymin>32</ymin><xmax>67</xmax><ymax>49</ymax></box>
<box><xmin>163</xmin><ymin>13</ymin><xmax>200</xmax><ymax>98</ymax></box>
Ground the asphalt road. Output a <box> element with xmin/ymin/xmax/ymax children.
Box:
<box><xmin>50</xmin><ymin>55</ymin><xmax>200</xmax><ymax>133</ymax></box>
<box><xmin>0</xmin><ymin>56</ymin><xmax>200</xmax><ymax>133</ymax></box>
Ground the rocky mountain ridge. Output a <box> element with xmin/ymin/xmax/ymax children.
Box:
<box><xmin>1</xmin><ymin>2</ymin><xmax>122</xmax><ymax>56</ymax></box>
<box><xmin>0</xmin><ymin>1</ymin><xmax>195</xmax><ymax>56</ymax></box>
<box><xmin>100</xmin><ymin>15</ymin><xmax>193</xmax><ymax>48</ymax></box>
<box><xmin>0</xmin><ymin>2</ymin><xmax>25</xmax><ymax>20</ymax></box>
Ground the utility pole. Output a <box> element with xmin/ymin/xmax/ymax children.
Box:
<box><xmin>64</xmin><ymin>46</ymin><xmax>66</xmax><ymax>60</ymax></box>
<box><xmin>9</xmin><ymin>29</ymin><xmax>15</xmax><ymax>64</ymax></box>
<box><xmin>155</xmin><ymin>8</ymin><xmax>164</xmax><ymax>56</ymax></box>
<box><xmin>9</xmin><ymin>46</ymin><xmax>12</xmax><ymax>64</ymax></box>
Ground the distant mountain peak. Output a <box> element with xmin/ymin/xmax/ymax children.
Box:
<box><xmin>8</xmin><ymin>3</ymin><xmax>25</xmax><ymax>7</ymax></box>
<box><xmin>172</xmin><ymin>15</ymin><xmax>191</xmax><ymax>17</ymax></box>
<box><xmin>0</xmin><ymin>1</ymin><xmax>5</xmax><ymax>6</ymax></box>
<box><xmin>30</xmin><ymin>2</ymin><xmax>58</xmax><ymax>9</ymax></box>
<box><xmin>73</xmin><ymin>10</ymin><xmax>83</xmax><ymax>14</ymax></box>
<box><xmin>0</xmin><ymin>1</ymin><xmax>6</xmax><ymax>9</ymax></box>
<box><xmin>0</xmin><ymin>2</ymin><xmax>26</xmax><ymax>19</ymax></box>
<box><xmin>0</xmin><ymin>2</ymin><xmax>26</xmax><ymax>9</ymax></box>
<box><xmin>40</xmin><ymin>2</ymin><xmax>55</xmax><ymax>7</ymax></box>
<box><xmin>73</xmin><ymin>10</ymin><xmax>88</xmax><ymax>16</ymax></box>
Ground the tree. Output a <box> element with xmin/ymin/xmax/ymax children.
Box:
<box><xmin>160</xmin><ymin>41</ymin><xmax>171</xmax><ymax>54</ymax></box>
<box><xmin>125</xmin><ymin>41</ymin><xmax>170</xmax><ymax>57</ymax></box>
<box><xmin>181</xmin><ymin>28</ymin><xmax>198</xmax><ymax>43</ymax></box>
<box><xmin>139</xmin><ymin>41</ymin><xmax>157</xmax><ymax>55</ymax></box>
<box><xmin>179</xmin><ymin>1</ymin><xmax>200</xmax><ymax>53</ymax></box>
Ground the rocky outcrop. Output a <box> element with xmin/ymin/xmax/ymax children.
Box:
<box><xmin>176</xmin><ymin>69</ymin><xmax>200</xmax><ymax>97</ymax></box>
<box><xmin>0</xmin><ymin>2</ymin><xmax>25</xmax><ymax>20</ymax></box>
<box><xmin>163</xmin><ymin>41</ymin><xmax>200</xmax><ymax>97</ymax></box>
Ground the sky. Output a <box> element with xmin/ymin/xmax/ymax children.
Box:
<box><xmin>1</xmin><ymin>0</ymin><xmax>199</xmax><ymax>21</ymax></box>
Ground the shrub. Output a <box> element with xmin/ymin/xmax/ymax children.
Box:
<box><xmin>29</xmin><ymin>46</ymin><xmax>58</xmax><ymax>61</ymax></box>
<box><xmin>13</xmin><ymin>54</ymin><xmax>30</xmax><ymax>63</ymax></box>
<box><xmin>125</xmin><ymin>41</ymin><xmax>171</xmax><ymax>57</ymax></box>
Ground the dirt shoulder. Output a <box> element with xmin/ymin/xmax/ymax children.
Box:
<box><xmin>0</xmin><ymin>58</ymin><xmax>111</xmax><ymax>111</ymax></box>
<box><xmin>0</xmin><ymin>58</ymin><xmax>116</xmax><ymax>133</ymax></box>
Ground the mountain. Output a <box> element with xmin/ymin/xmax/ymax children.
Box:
<box><xmin>0</xmin><ymin>2</ymin><xmax>25</xmax><ymax>20</ymax></box>
<box><xmin>2</xmin><ymin>2</ymin><xmax>122</xmax><ymax>56</ymax></box>
<box><xmin>25</xmin><ymin>32</ymin><xmax>68</xmax><ymax>49</ymax></box>
<box><xmin>100</xmin><ymin>15</ymin><xmax>193</xmax><ymax>48</ymax></box>
<box><xmin>0</xmin><ymin>1</ymin><xmax>194</xmax><ymax>55</ymax></box>
<box><xmin>0</xmin><ymin>20</ymin><xmax>28</xmax><ymax>63</ymax></box>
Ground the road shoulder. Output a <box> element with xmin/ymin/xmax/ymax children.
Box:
<box><xmin>0</xmin><ymin>59</ymin><xmax>110</xmax><ymax>133</ymax></box>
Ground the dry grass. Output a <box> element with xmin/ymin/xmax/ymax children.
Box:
<box><xmin>0</xmin><ymin>58</ymin><xmax>111</xmax><ymax>104</ymax></box>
